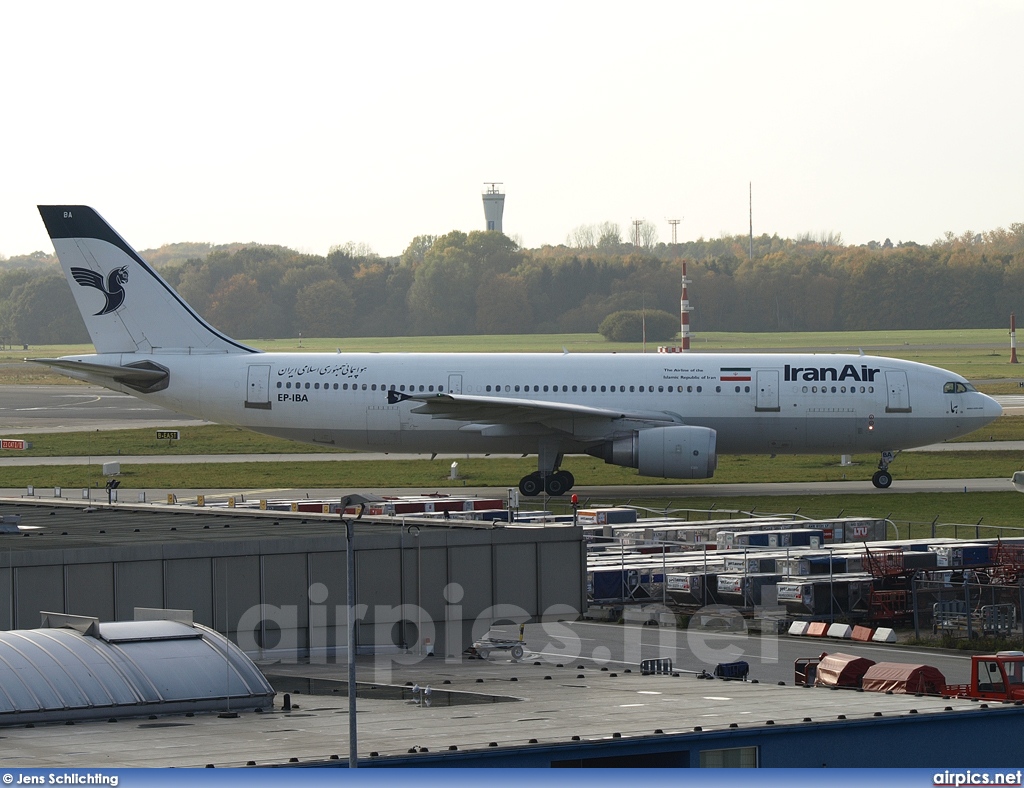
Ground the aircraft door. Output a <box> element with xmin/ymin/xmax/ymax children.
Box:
<box><xmin>755</xmin><ymin>370</ymin><xmax>780</xmax><ymax>412</ymax></box>
<box><xmin>448</xmin><ymin>374</ymin><xmax>463</xmax><ymax>394</ymax></box>
<box><xmin>245</xmin><ymin>365</ymin><xmax>271</xmax><ymax>410</ymax></box>
<box><xmin>885</xmin><ymin>370</ymin><xmax>911</xmax><ymax>412</ymax></box>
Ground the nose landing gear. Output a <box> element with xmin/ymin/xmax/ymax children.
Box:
<box><xmin>871</xmin><ymin>450</ymin><xmax>898</xmax><ymax>488</ymax></box>
<box><xmin>871</xmin><ymin>469</ymin><xmax>893</xmax><ymax>489</ymax></box>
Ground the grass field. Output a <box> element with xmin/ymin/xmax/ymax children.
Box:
<box><xmin>3</xmin><ymin>416</ymin><xmax>1022</xmax><ymax>457</ymax></box>
<box><xmin>3</xmin><ymin>449</ymin><xmax>1021</xmax><ymax>505</ymax></box>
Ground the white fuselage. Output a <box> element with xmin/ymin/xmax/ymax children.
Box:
<box><xmin>63</xmin><ymin>350</ymin><xmax>1001</xmax><ymax>457</ymax></box>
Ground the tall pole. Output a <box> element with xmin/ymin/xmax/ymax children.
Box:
<box><xmin>346</xmin><ymin>519</ymin><xmax>358</xmax><ymax>768</ymax></box>
<box><xmin>1011</xmin><ymin>313</ymin><xmax>1019</xmax><ymax>364</ymax></box>
<box><xmin>641</xmin><ymin>294</ymin><xmax>647</xmax><ymax>354</ymax></box>
<box><xmin>680</xmin><ymin>260</ymin><xmax>691</xmax><ymax>351</ymax></box>
<box><xmin>748</xmin><ymin>182</ymin><xmax>753</xmax><ymax>261</ymax></box>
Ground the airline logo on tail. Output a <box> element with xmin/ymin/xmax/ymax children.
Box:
<box><xmin>70</xmin><ymin>266</ymin><xmax>129</xmax><ymax>315</ymax></box>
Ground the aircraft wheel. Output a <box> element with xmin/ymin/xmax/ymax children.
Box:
<box><xmin>559</xmin><ymin>470</ymin><xmax>575</xmax><ymax>490</ymax></box>
<box><xmin>872</xmin><ymin>470</ymin><xmax>893</xmax><ymax>489</ymax></box>
<box><xmin>544</xmin><ymin>472</ymin><xmax>570</xmax><ymax>497</ymax></box>
<box><xmin>518</xmin><ymin>473</ymin><xmax>543</xmax><ymax>497</ymax></box>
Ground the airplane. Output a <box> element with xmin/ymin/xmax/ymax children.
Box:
<box><xmin>34</xmin><ymin>206</ymin><xmax>1002</xmax><ymax>495</ymax></box>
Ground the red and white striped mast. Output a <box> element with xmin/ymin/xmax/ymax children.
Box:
<box><xmin>658</xmin><ymin>259</ymin><xmax>694</xmax><ymax>354</ymax></box>
<box><xmin>1011</xmin><ymin>312</ymin><xmax>1019</xmax><ymax>364</ymax></box>
<box><xmin>680</xmin><ymin>259</ymin><xmax>692</xmax><ymax>351</ymax></box>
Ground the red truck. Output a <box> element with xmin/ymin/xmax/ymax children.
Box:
<box><xmin>945</xmin><ymin>651</ymin><xmax>1024</xmax><ymax>701</ymax></box>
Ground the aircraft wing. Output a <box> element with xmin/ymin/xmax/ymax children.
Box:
<box><xmin>387</xmin><ymin>390</ymin><xmax>678</xmax><ymax>426</ymax></box>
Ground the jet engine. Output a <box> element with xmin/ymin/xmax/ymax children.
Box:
<box><xmin>586</xmin><ymin>425</ymin><xmax>718</xmax><ymax>479</ymax></box>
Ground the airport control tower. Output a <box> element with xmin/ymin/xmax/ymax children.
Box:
<box><xmin>482</xmin><ymin>183</ymin><xmax>505</xmax><ymax>233</ymax></box>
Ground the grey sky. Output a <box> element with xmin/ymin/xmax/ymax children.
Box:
<box><xmin>2</xmin><ymin>1</ymin><xmax>1021</xmax><ymax>258</ymax></box>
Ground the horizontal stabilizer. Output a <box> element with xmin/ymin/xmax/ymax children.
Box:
<box><xmin>30</xmin><ymin>358</ymin><xmax>170</xmax><ymax>394</ymax></box>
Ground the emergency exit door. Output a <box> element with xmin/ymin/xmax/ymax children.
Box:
<box><xmin>755</xmin><ymin>370</ymin><xmax>780</xmax><ymax>412</ymax></box>
<box><xmin>245</xmin><ymin>365</ymin><xmax>271</xmax><ymax>409</ymax></box>
<box><xmin>885</xmin><ymin>370</ymin><xmax>911</xmax><ymax>413</ymax></box>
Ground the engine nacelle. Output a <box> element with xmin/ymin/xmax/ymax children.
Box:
<box><xmin>586</xmin><ymin>425</ymin><xmax>718</xmax><ymax>479</ymax></box>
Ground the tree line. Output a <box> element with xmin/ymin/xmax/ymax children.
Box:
<box><xmin>2</xmin><ymin>223</ymin><xmax>1023</xmax><ymax>345</ymax></box>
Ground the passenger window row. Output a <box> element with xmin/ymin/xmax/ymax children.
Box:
<box><xmin>485</xmin><ymin>384</ymin><xmax>720</xmax><ymax>394</ymax></box>
<box><xmin>274</xmin><ymin>381</ymin><xmax>768</xmax><ymax>395</ymax></box>
<box><xmin>273</xmin><ymin>379</ymin><xmax>888</xmax><ymax>396</ymax></box>
<box><xmin>278</xmin><ymin>381</ymin><xmax>444</xmax><ymax>392</ymax></box>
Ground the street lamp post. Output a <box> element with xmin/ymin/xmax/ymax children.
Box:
<box><xmin>402</xmin><ymin>524</ymin><xmax>421</xmax><ymax>654</ymax></box>
<box><xmin>345</xmin><ymin>516</ymin><xmax>357</xmax><ymax>768</ymax></box>
<box><xmin>339</xmin><ymin>495</ymin><xmax>373</xmax><ymax>769</ymax></box>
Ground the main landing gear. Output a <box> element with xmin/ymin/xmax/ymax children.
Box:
<box><xmin>518</xmin><ymin>446</ymin><xmax>575</xmax><ymax>496</ymax></box>
<box><xmin>518</xmin><ymin>469</ymin><xmax>575</xmax><ymax>497</ymax></box>
<box><xmin>871</xmin><ymin>450</ymin><xmax>898</xmax><ymax>489</ymax></box>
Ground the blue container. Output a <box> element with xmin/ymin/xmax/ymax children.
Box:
<box><xmin>807</xmin><ymin>555</ymin><xmax>846</xmax><ymax>574</ymax></box>
<box><xmin>961</xmin><ymin>545</ymin><xmax>991</xmax><ymax>566</ymax></box>
<box><xmin>789</xmin><ymin>529</ymin><xmax>826</xmax><ymax>547</ymax></box>
<box><xmin>714</xmin><ymin>661</ymin><xmax>749</xmax><ymax>679</ymax></box>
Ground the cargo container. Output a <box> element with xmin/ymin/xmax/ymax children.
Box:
<box><xmin>929</xmin><ymin>543</ymin><xmax>991</xmax><ymax>567</ymax></box>
<box><xmin>589</xmin><ymin>564</ymin><xmax>665</xmax><ymax>601</ymax></box>
<box><xmin>666</xmin><ymin>572</ymin><xmax>719</xmax><ymax>606</ymax></box>
<box><xmin>662</xmin><ymin>518</ymin><xmax>789</xmax><ymax>545</ymax></box>
<box><xmin>810</xmin><ymin>517</ymin><xmax>888</xmax><ymax>544</ymax></box>
<box><xmin>900</xmin><ymin>550</ymin><xmax>940</xmax><ymax>571</ymax></box>
<box><xmin>375</xmin><ymin>497</ymin><xmax>506</xmax><ymax>515</ymax></box>
<box><xmin>716</xmin><ymin>573</ymin><xmax>783</xmax><ymax>607</ymax></box>
<box><xmin>454</xmin><ymin>509</ymin><xmax>511</xmax><ymax>522</ymax></box>
<box><xmin>776</xmin><ymin>573</ymin><xmax>874</xmax><ymax>616</ymax></box>
<box><xmin>735</xmin><ymin>529</ymin><xmax>825</xmax><ymax>548</ymax></box>
<box><xmin>775</xmin><ymin>553</ymin><xmax>848</xmax><ymax>576</ymax></box>
<box><xmin>576</xmin><ymin>508</ymin><xmax>638</xmax><ymax>526</ymax></box>
<box><xmin>722</xmin><ymin>555</ymin><xmax>781</xmax><ymax>574</ymax></box>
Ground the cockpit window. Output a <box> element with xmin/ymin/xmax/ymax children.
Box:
<box><xmin>944</xmin><ymin>382</ymin><xmax>976</xmax><ymax>394</ymax></box>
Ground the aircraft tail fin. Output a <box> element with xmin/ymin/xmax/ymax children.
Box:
<box><xmin>38</xmin><ymin>206</ymin><xmax>256</xmax><ymax>355</ymax></box>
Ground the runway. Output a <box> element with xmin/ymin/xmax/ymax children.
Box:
<box><xmin>0</xmin><ymin>384</ymin><xmax>207</xmax><ymax>434</ymax></box>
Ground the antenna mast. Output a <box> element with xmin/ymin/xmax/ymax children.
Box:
<box><xmin>632</xmin><ymin>219</ymin><xmax>644</xmax><ymax>248</ymax></box>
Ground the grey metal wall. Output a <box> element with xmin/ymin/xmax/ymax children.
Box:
<box><xmin>0</xmin><ymin>525</ymin><xmax>584</xmax><ymax>659</ymax></box>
